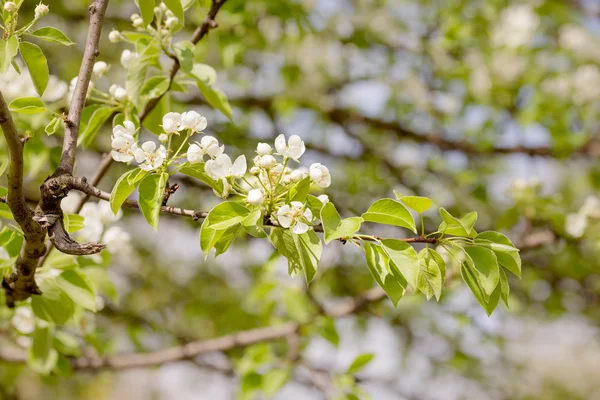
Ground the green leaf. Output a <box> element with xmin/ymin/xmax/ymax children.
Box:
<box><xmin>179</xmin><ymin>162</ymin><xmax>224</xmax><ymax>193</ymax></box>
<box><xmin>362</xmin><ymin>199</ymin><xmax>416</xmax><ymax>233</ymax></box>
<box><xmin>499</xmin><ymin>268</ymin><xmax>510</xmax><ymax>307</ymax></box>
<box><xmin>417</xmin><ymin>248</ymin><xmax>445</xmax><ymax>300</ymax></box>
<box><xmin>127</xmin><ymin>49</ymin><xmax>156</xmax><ymax>107</ymax></box>
<box><xmin>363</xmin><ymin>242</ymin><xmax>405</xmax><ymax>306</ymax></box>
<box><xmin>0</xmin><ymin>36</ymin><xmax>19</xmax><ymax>73</ymax></box>
<box><xmin>56</xmin><ymin>270</ymin><xmax>97</xmax><ymax>312</ymax></box>
<box><xmin>138</xmin><ymin>172</ymin><xmax>169</xmax><ymax>230</ymax></box>
<box><xmin>320</xmin><ymin>202</ymin><xmax>362</xmax><ymax>244</ymax></box>
<box><xmin>347</xmin><ymin>353</ymin><xmax>375</xmax><ymax>375</ymax></box>
<box><xmin>205</xmin><ymin>202</ymin><xmax>251</xmax><ymax>230</ymax></box>
<box><xmin>317</xmin><ymin>316</ymin><xmax>339</xmax><ymax>347</ymax></box>
<box><xmin>173</xmin><ymin>40</ymin><xmax>195</xmax><ymax>72</ymax></box>
<box><xmin>194</xmin><ymin>77</ymin><xmax>233</xmax><ymax>120</ymax></box>
<box><xmin>287</xmin><ymin>176</ymin><xmax>311</xmax><ymax>203</ymax></box>
<box><xmin>438</xmin><ymin>208</ymin><xmax>477</xmax><ymax>237</ymax></box>
<box><xmin>53</xmin><ymin>331</ymin><xmax>81</xmax><ymax>357</ymax></box>
<box><xmin>0</xmin><ymin>157</ymin><xmax>8</xmax><ymax>178</ymax></box>
<box><xmin>475</xmin><ymin>231</ymin><xmax>521</xmax><ymax>277</ymax></box>
<box><xmin>379</xmin><ymin>239</ymin><xmax>419</xmax><ymax>291</ymax></box>
<box><xmin>461</xmin><ymin>264</ymin><xmax>501</xmax><ymax>316</ymax></box>
<box><xmin>214</xmin><ymin>224</ymin><xmax>243</xmax><ymax>257</ymax></box>
<box><xmin>270</xmin><ymin>228</ymin><xmax>322</xmax><ymax>284</ymax></box>
<box><xmin>395</xmin><ymin>193</ymin><xmax>433</xmax><ymax>213</ymax></box>
<box><xmin>64</xmin><ymin>213</ymin><xmax>84</xmax><ymax>233</ymax></box>
<box><xmin>262</xmin><ymin>368</ymin><xmax>291</xmax><ymax>397</ymax></box>
<box><xmin>45</xmin><ymin>116</ymin><xmax>62</xmax><ymax>135</ymax></box>
<box><xmin>19</xmin><ymin>42</ymin><xmax>49</xmax><ymax>96</ymax></box>
<box><xmin>84</xmin><ymin>267</ymin><xmax>119</xmax><ymax>305</ymax></box>
<box><xmin>135</xmin><ymin>0</ymin><xmax>156</xmax><ymax>26</ymax></box>
<box><xmin>28</xmin><ymin>323</ymin><xmax>58</xmax><ymax>375</ymax></box>
<box><xmin>463</xmin><ymin>246</ymin><xmax>499</xmax><ymax>297</ymax></box>
<box><xmin>189</xmin><ymin>63</ymin><xmax>217</xmax><ymax>86</ymax></box>
<box><xmin>110</xmin><ymin>169</ymin><xmax>145</xmax><ymax>214</ymax></box>
<box><xmin>28</xmin><ymin>27</ymin><xmax>74</xmax><ymax>46</ymax></box>
<box><xmin>31</xmin><ymin>279</ymin><xmax>74</xmax><ymax>324</ymax></box>
<box><xmin>78</xmin><ymin>106</ymin><xmax>114</xmax><ymax>147</ymax></box>
<box><xmin>140</xmin><ymin>76</ymin><xmax>170</xmax><ymax>99</ymax></box>
<box><xmin>242</xmin><ymin>208</ymin><xmax>266</xmax><ymax>238</ymax></box>
<box><xmin>8</xmin><ymin>97</ymin><xmax>46</xmax><ymax>114</ymax></box>
<box><xmin>162</xmin><ymin>0</ymin><xmax>184</xmax><ymax>23</ymax></box>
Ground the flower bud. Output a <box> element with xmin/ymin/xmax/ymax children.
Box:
<box><xmin>247</xmin><ymin>189</ymin><xmax>264</xmax><ymax>206</ymax></box>
<box><xmin>250</xmin><ymin>167</ymin><xmax>260</xmax><ymax>175</ymax></box>
<box><xmin>256</xmin><ymin>142</ymin><xmax>272</xmax><ymax>156</ymax></box>
<box><xmin>120</xmin><ymin>50</ymin><xmax>138</xmax><ymax>68</ymax></box>
<box><xmin>158</xmin><ymin>134</ymin><xmax>168</xmax><ymax>142</ymax></box>
<box><xmin>114</xmin><ymin>87</ymin><xmax>128</xmax><ymax>101</ymax></box>
<box><xmin>257</xmin><ymin>155</ymin><xmax>277</xmax><ymax>169</ymax></box>
<box><xmin>93</xmin><ymin>61</ymin><xmax>108</xmax><ymax>77</ymax></box>
<box><xmin>4</xmin><ymin>2</ymin><xmax>17</xmax><ymax>12</ymax></box>
<box><xmin>165</xmin><ymin>17</ymin><xmax>179</xmax><ymax>29</ymax></box>
<box><xmin>132</xmin><ymin>17</ymin><xmax>144</xmax><ymax>29</ymax></box>
<box><xmin>318</xmin><ymin>194</ymin><xmax>329</xmax><ymax>204</ymax></box>
<box><xmin>109</xmin><ymin>30</ymin><xmax>122</xmax><ymax>43</ymax></box>
<box><xmin>160</xmin><ymin>2</ymin><xmax>168</xmax><ymax>11</ymax></box>
<box><xmin>34</xmin><ymin>3</ymin><xmax>49</xmax><ymax>17</ymax></box>
<box><xmin>130</xmin><ymin>13</ymin><xmax>141</xmax><ymax>22</ymax></box>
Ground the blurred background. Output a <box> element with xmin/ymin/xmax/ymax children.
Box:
<box><xmin>2</xmin><ymin>0</ymin><xmax>600</xmax><ymax>399</ymax></box>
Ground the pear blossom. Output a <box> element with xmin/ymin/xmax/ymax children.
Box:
<box><xmin>187</xmin><ymin>144</ymin><xmax>204</xmax><ymax>164</ymax></box>
<box><xmin>179</xmin><ymin>111</ymin><xmax>207</xmax><ymax>132</ymax></box>
<box><xmin>12</xmin><ymin>307</ymin><xmax>35</xmax><ymax>334</ymax></box>
<box><xmin>78</xmin><ymin>203</ymin><xmax>104</xmax><ymax>242</ymax></box>
<box><xmin>102</xmin><ymin>226</ymin><xmax>131</xmax><ymax>254</ymax></box>
<box><xmin>205</xmin><ymin>154</ymin><xmax>247</xmax><ymax>180</ymax></box>
<box><xmin>93</xmin><ymin>61</ymin><xmax>108</xmax><ymax>77</ymax></box>
<box><xmin>4</xmin><ymin>2</ymin><xmax>17</xmax><ymax>12</ymax></box>
<box><xmin>134</xmin><ymin>141</ymin><xmax>167</xmax><ymax>171</ymax></box>
<box><xmin>162</xmin><ymin>112</ymin><xmax>182</xmax><ymax>134</ymax></box>
<box><xmin>109</xmin><ymin>84</ymin><xmax>128</xmax><ymax>101</ymax></box>
<box><xmin>250</xmin><ymin>166</ymin><xmax>260</xmax><ymax>175</ymax></box>
<box><xmin>158</xmin><ymin>133</ymin><xmax>168</xmax><ymax>142</ymax></box>
<box><xmin>247</xmin><ymin>189</ymin><xmax>264</xmax><ymax>206</ymax></box>
<box><xmin>166</xmin><ymin>16</ymin><xmax>179</xmax><ymax>28</ymax></box>
<box><xmin>581</xmin><ymin>196</ymin><xmax>600</xmax><ymax>219</ymax></box>
<box><xmin>120</xmin><ymin>50</ymin><xmax>138</xmax><ymax>68</ymax></box>
<box><xmin>309</xmin><ymin>163</ymin><xmax>331</xmax><ymax>188</ymax></box>
<box><xmin>565</xmin><ymin>213</ymin><xmax>587</xmax><ymax>238</ymax></box>
<box><xmin>111</xmin><ymin>121</ymin><xmax>137</xmax><ymax>163</ymax></box>
<box><xmin>256</xmin><ymin>154</ymin><xmax>277</xmax><ymax>169</ymax></box>
<box><xmin>98</xmin><ymin>200</ymin><xmax>122</xmax><ymax>224</ymax></box>
<box><xmin>276</xmin><ymin>201</ymin><xmax>313</xmax><ymax>234</ymax></box>
<box><xmin>256</xmin><ymin>142</ymin><xmax>272</xmax><ymax>156</ymax></box>
<box><xmin>290</xmin><ymin>169</ymin><xmax>308</xmax><ymax>182</ymax></box>
<box><xmin>318</xmin><ymin>194</ymin><xmax>329</xmax><ymax>204</ymax></box>
<box><xmin>34</xmin><ymin>3</ymin><xmax>49</xmax><ymax>17</ymax></box>
<box><xmin>109</xmin><ymin>30</ymin><xmax>122</xmax><ymax>43</ymax></box>
<box><xmin>274</xmin><ymin>134</ymin><xmax>306</xmax><ymax>161</ymax></box>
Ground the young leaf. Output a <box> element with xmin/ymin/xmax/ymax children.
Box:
<box><xmin>270</xmin><ymin>228</ymin><xmax>322</xmax><ymax>284</ymax></box>
<box><xmin>19</xmin><ymin>42</ymin><xmax>49</xmax><ymax>96</ymax></box>
<box><xmin>45</xmin><ymin>116</ymin><xmax>62</xmax><ymax>135</ymax></box>
<box><xmin>438</xmin><ymin>208</ymin><xmax>477</xmax><ymax>237</ymax></box>
<box><xmin>214</xmin><ymin>224</ymin><xmax>243</xmax><ymax>257</ymax></box>
<box><xmin>28</xmin><ymin>324</ymin><xmax>58</xmax><ymax>375</ymax></box>
<box><xmin>135</xmin><ymin>0</ymin><xmax>156</xmax><ymax>26</ymax></box>
<box><xmin>110</xmin><ymin>169</ymin><xmax>146</xmax><ymax>214</ymax></box>
<box><xmin>64</xmin><ymin>213</ymin><xmax>85</xmax><ymax>233</ymax></box>
<box><xmin>287</xmin><ymin>176</ymin><xmax>311</xmax><ymax>203</ymax></box>
<box><xmin>363</xmin><ymin>242</ymin><xmax>405</xmax><ymax>306</ymax></box>
<box><xmin>179</xmin><ymin>162</ymin><xmax>224</xmax><ymax>193</ymax></box>
<box><xmin>173</xmin><ymin>40</ymin><xmax>195</xmax><ymax>72</ymax></box>
<box><xmin>463</xmin><ymin>246</ymin><xmax>499</xmax><ymax>297</ymax></box>
<box><xmin>320</xmin><ymin>202</ymin><xmax>362</xmax><ymax>244</ymax></box>
<box><xmin>138</xmin><ymin>172</ymin><xmax>169</xmax><ymax>230</ymax></box>
<box><xmin>347</xmin><ymin>353</ymin><xmax>375</xmax><ymax>375</ymax></box>
<box><xmin>242</xmin><ymin>208</ymin><xmax>266</xmax><ymax>238</ymax></box>
<box><xmin>461</xmin><ymin>264</ymin><xmax>501</xmax><ymax>316</ymax></box>
<box><xmin>379</xmin><ymin>239</ymin><xmax>419</xmax><ymax>290</ymax></box>
<box><xmin>499</xmin><ymin>268</ymin><xmax>510</xmax><ymax>307</ymax></box>
<box><xmin>205</xmin><ymin>202</ymin><xmax>251</xmax><ymax>230</ymax></box>
<box><xmin>28</xmin><ymin>27</ymin><xmax>74</xmax><ymax>46</ymax></box>
<box><xmin>475</xmin><ymin>231</ymin><xmax>521</xmax><ymax>277</ymax></box>
<box><xmin>57</xmin><ymin>270</ymin><xmax>97</xmax><ymax>312</ymax></box>
<box><xmin>31</xmin><ymin>279</ymin><xmax>75</xmax><ymax>324</ymax></box>
<box><xmin>189</xmin><ymin>63</ymin><xmax>217</xmax><ymax>86</ymax></box>
<box><xmin>417</xmin><ymin>248</ymin><xmax>445</xmax><ymax>300</ymax></box>
<box><xmin>395</xmin><ymin>193</ymin><xmax>433</xmax><ymax>213</ymax></box>
<box><xmin>194</xmin><ymin>78</ymin><xmax>233</xmax><ymax>120</ymax></box>
<box><xmin>362</xmin><ymin>199</ymin><xmax>416</xmax><ymax>233</ymax></box>
<box><xmin>78</xmin><ymin>106</ymin><xmax>114</xmax><ymax>147</ymax></box>
<box><xmin>0</xmin><ymin>36</ymin><xmax>19</xmax><ymax>73</ymax></box>
<box><xmin>8</xmin><ymin>97</ymin><xmax>46</xmax><ymax>114</ymax></box>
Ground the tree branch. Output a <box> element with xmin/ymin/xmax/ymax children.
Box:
<box><xmin>0</xmin><ymin>90</ymin><xmax>46</xmax><ymax>307</ymax></box>
<box><xmin>56</xmin><ymin>0</ymin><xmax>109</xmax><ymax>176</ymax></box>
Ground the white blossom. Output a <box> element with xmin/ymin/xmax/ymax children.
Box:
<box><xmin>187</xmin><ymin>144</ymin><xmax>203</xmax><ymax>164</ymax></box>
<box><xmin>309</xmin><ymin>163</ymin><xmax>331</xmax><ymax>188</ymax></box>
<box><xmin>102</xmin><ymin>226</ymin><xmax>131</xmax><ymax>254</ymax></box>
<box><xmin>247</xmin><ymin>189</ymin><xmax>264</xmax><ymax>206</ymax></box>
<box><xmin>98</xmin><ymin>201</ymin><xmax>122</xmax><ymax>224</ymax></box>
<box><xmin>179</xmin><ymin>111</ymin><xmax>207</xmax><ymax>132</ymax></box>
<box><xmin>4</xmin><ymin>2</ymin><xmax>17</xmax><ymax>12</ymax></box>
<box><xmin>162</xmin><ymin>112</ymin><xmax>182</xmax><ymax>134</ymax></box>
<box><xmin>165</xmin><ymin>16</ymin><xmax>179</xmax><ymax>28</ymax></box>
<box><xmin>34</xmin><ymin>3</ymin><xmax>49</xmax><ymax>18</ymax></box>
<box><xmin>205</xmin><ymin>154</ymin><xmax>247</xmax><ymax>180</ymax></box>
<box><xmin>120</xmin><ymin>50</ymin><xmax>138</xmax><ymax>68</ymax></box>
<box><xmin>250</xmin><ymin>166</ymin><xmax>260</xmax><ymax>175</ymax></box>
<box><xmin>256</xmin><ymin>154</ymin><xmax>277</xmax><ymax>169</ymax></box>
<box><xmin>11</xmin><ymin>307</ymin><xmax>34</xmax><ymax>334</ymax></box>
<box><xmin>274</xmin><ymin>134</ymin><xmax>306</xmax><ymax>161</ymax></box>
<box><xmin>109</xmin><ymin>84</ymin><xmax>128</xmax><ymax>101</ymax></box>
<box><xmin>78</xmin><ymin>203</ymin><xmax>104</xmax><ymax>242</ymax></box>
<box><xmin>492</xmin><ymin>5</ymin><xmax>539</xmax><ymax>49</ymax></box>
<box><xmin>93</xmin><ymin>61</ymin><xmax>108</xmax><ymax>77</ymax></box>
<box><xmin>573</xmin><ymin>65</ymin><xmax>600</xmax><ymax>104</ymax></box>
<box><xmin>111</xmin><ymin>121</ymin><xmax>137</xmax><ymax>163</ymax></box>
<box><xmin>565</xmin><ymin>213</ymin><xmax>587</xmax><ymax>238</ymax></box>
<box><xmin>580</xmin><ymin>196</ymin><xmax>600</xmax><ymax>219</ymax></box>
<box><xmin>276</xmin><ymin>201</ymin><xmax>313</xmax><ymax>234</ymax></box>
<box><xmin>256</xmin><ymin>142</ymin><xmax>272</xmax><ymax>156</ymax></box>
<box><xmin>158</xmin><ymin>133</ymin><xmax>168</xmax><ymax>142</ymax></box>
<box><xmin>134</xmin><ymin>141</ymin><xmax>167</xmax><ymax>171</ymax></box>
<box><xmin>290</xmin><ymin>168</ymin><xmax>308</xmax><ymax>182</ymax></box>
<box><xmin>109</xmin><ymin>30</ymin><xmax>122</xmax><ymax>43</ymax></box>
<box><xmin>318</xmin><ymin>194</ymin><xmax>329</xmax><ymax>204</ymax></box>
<box><xmin>132</xmin><ymin>16</ymin><xmax>144</xmax><ymax>29</ymax></box>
